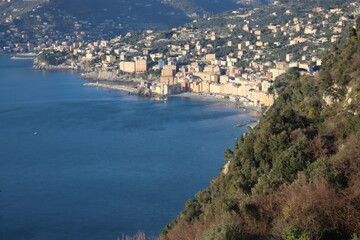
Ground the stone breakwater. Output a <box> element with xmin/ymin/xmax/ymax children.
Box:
<box><xmin>80</xmin><ymin>72</ymin><xmax>147</xmax><ymax>82</ymax></box>
<box><xmin>83</xmin><ymin>82</ymin><xmax>139</xmax><ymax>94</ymax></box>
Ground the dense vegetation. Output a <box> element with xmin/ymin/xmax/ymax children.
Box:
<box><xmin>161</xmin><ymin>19</ymin><xmax>360</xmax><ymax>240</ymax></box>
<box><xmin>0</xmin><ymin>0</ymin><xmax>272</xmax><ymax>36</ymax></box>
<box><xmin>37</xmin><ymin>50</ymin><xmax>69</xmax><ymax>65</ymax></box>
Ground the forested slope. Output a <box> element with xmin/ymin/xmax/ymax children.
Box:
<box><xmin>161</xmin><ymin>18</ymin><xmax>360</xmax><ymax>240</ymax></box>
<box><xmin>0</xmin><ymin>0</ymin><xmax>271</xmax><ymax>30</ymax></box>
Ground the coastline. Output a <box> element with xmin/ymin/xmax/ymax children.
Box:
<box><xmin>30</xmin><ymin>60</ymin><xmax>265</xmax><ymax>113</ymax></box>
<box><xmin>2</xmin><ymin>56</ymin><xmax>256</xmax><ymax>239</ymax></box>
<box><xmin>30</xmin><ymin>59</ymin><xmax>264</xmax><ymax>114</ymax></box>
<box><xmin>171</xmin><ymin>92</ymin><xmax>263</xmax><ymax>113</ymax></box>
<box><xmin>83</xmin><ymin>80</ymin><xmax>263</xmax><ymax>115</ymax></box>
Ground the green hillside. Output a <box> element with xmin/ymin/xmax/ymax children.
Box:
<box><xmin>0</xmin><ymin>0</ymin><xmax>271</xmax><ymax>31</ymax></box>
<box><xmin>162</xmin><ymin>18</ymin><xmax>360</xmax><ymax>240</ymax></box>
<box><xmin>0</xmin><ymin>0</ymin><xmax>48</xmax><ymax>22</ymax></box>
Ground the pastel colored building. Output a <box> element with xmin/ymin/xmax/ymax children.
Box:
<box><xmin>135</xmin><ymin>59</ymin><xmax>147</xmax><ymax>72</ymax></box>
<box><xmin>119</xmin><ymin>61</ymin><xmax>136</xmax><ymax>72</ymax></box>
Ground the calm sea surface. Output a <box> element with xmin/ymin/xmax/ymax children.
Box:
<box><xmin>0</xmin><ymin>57</ymin><xmax>255</xmax><ymax>240</ymax></box>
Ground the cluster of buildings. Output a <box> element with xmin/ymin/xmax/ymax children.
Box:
<box><xmin>119</xmin><ymin>58</ymin><xmax>148</xmax><ymax>73</ymax></box>
<box><xmin>0</xmin><ymin>0</ymin><xmax>126</xmax><ymax>53</ymax></box>
<box><xmin>4</xmin><ymin>0</ymin><xmax>359</xmax><ymax>107</ymax></box>
<box><xmin>147</xmin><ymin>54</ymin><xmax>274</xmax><ymax>106</ymax></box>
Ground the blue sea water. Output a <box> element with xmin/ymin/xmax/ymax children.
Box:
<box><xmin>0</xmin><ymin>57</ymin><xmax>255</xmax><ymax>240</ymax></box>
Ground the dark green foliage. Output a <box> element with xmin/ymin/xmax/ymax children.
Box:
<box><xmin>38</xmin><ymin>50</ymin><xmax>68</xmax><ymax>65</ymax></box>
<box><xmin>283</xmin><ymin>227</ymin><xmax>310</xmax><ymax>240</ymax></box>
<box><xmin>181</xmin><ymin>199</ymin><xmax>202</xmax><ymax>222</ymax></box>
<box><xmin>224</xmin><ymin>148</ymin><xmax>234</xmax><ymax>162</ymax></box>
<box><xmin>195</xmin><ymin>189</ymin><xmax>212</xmax><ymax>205</ymax></box>
<box><xmin>163</xmin><ymin>17</ymin><xmax>360</xmax><ymax>240</ymax></box>
<box><xmin>203</xmin><ymin>221</ymin><xmax>244</xmax><ymax>240</ymax></box>
<box><xmin>348</xmin><ymin>26</ymin><xmax>357</xmax><ymax>41</ymax></box>
<box><xmin>273</xmin><ymin>143</ymin><xmax>307</xmax><ymax>181</ymax></box>
<box><xmin>272</xmin><ymin>67</ymin><xmax>300</xmax><ymax>95</ymax></box>
<box><xmin>320</xmin><ymin>27</ymin><xmax>360</xmax><ymax>101</ymax></box>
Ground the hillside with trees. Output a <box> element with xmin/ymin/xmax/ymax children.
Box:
<box><xmin>161</xmin><ymin>18</ymin><xmax>360</xmax><ymax>240</ymax></box>
<box><xmin>0</xmin><ymin>0</ymin><xmax>272</xmax><ymax>36</ymax></box>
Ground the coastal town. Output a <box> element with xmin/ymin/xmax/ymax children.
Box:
<box><xmin>3</xmin><ymin>0</ymin><xmax>360</xmax><ymax>107</ymax></box>
<box><xmin>1</xmin><ymin>0</ymin><xmax>360</xmax><ymax>239</ymax></box>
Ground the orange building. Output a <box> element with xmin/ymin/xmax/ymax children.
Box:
<box><xmin>160</xmin><ymin>69</ymin><xmax>175</xmax><ymax>84</ymax></box>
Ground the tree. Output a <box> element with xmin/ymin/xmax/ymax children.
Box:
<box><xmin>356</xmin><ymin>16</ymin><xmax>360</xmax><ymax>34</ymax></box>
<box><xmin>348</xmin><ymin>26</ymin><xmax>357</xmax><ymax>43</ymax></box>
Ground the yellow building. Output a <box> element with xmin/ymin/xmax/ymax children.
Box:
<box><xmin>161</xmin><ymin>69</ymin><xmax>175</xmax><ymax>77</ymax></box>
<box><xmin>151</xmin><ymin>83</ymin><xmax>170</xmax><ymax>95</ymax></box>
<box><xmin>237</xmin><ymin>84</ymin><xmax>253</xmax><ymax>96</ymax></box>
<box><xmin>269</xmin><ymin>68</ymin><xmax>286</xmax><ymax>80</ymax></box>
<box><xmin>209</xmin><ymin>83</ymin><xmax>221</xmax><ymax>94</ymax></box>
<box><xmin>261</xmin><ymin>93</ymin><xmax>275</xmax><ymax>106</ymax></box>
<box><xmin>106</xmin><ymin>55</ymin><xmax>116</xmax><ymax>63</ymax></box>
<box><xmin>261</xmin><ymin>80</ymin><xmax>272</xmax><ymax>92</ymax></box>
<box><xmin>160</xmin><ymin>76</ymin><xmax>175</xmax><ymax>85</ymax></box>
<box><xmin>248</xmin><ymin>90</ymin><xmax>274</xmax><ymax>107</ymax></box>
<box><xmin>276</xmin><ymin>62</ymin><xmax>290</xmax><ymax>70</ymax></box>
<box><xmin>203</xmin><ymin>65</ymin><xmax>221</xmax><ymax>74</ymax></box>
<box><xmin>205</xmin><ymin>54</ymin><xmax>216</xmax><ymax>62</ymax></box>
<box><xmin>254</xmin><ymin>30</ymin><xmax>262</xmax><ymax>35</ymax></box>
<box><xmin>221</xmin><ymin>83</ymin><xmax>239</xmax><ymax>95</ymax></box>
<box><xmin>219</xmin><ymin>75</ymin><xmax>229</xmax><ymax>84</ymax></box>
<box><xmin>201</xmin><ymin>82</ymin><xmax>211</xmax><ymax>93</ymax></box>
<box><xmin>193</xmin><ymin>72</ymin><xmax>219</xmax><ymax>83</ymax></box>
<box><xmin>119</xmin><ymin>61</ymin><xmax>136</xmax><ymax>72</ymax></box>
<box><xmin>190</xmin><ymin>82</ymin><xmax>202</xmax><ymax>92</ymax></box>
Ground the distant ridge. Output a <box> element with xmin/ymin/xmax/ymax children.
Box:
<box><xmin>0</xmin><ymin>0</ymin><xmax>273</xmax><ymax>34</ymax></box>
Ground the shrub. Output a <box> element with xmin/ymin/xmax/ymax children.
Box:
<box><xmin>203</xmin><ymin>221</ymin><xmax>243</xmax><ymax>240</ymax></box>
<box><xmin>283</xmin><ymin>226</ymin><xmax>310</xmax><ymax>240</ymax></box>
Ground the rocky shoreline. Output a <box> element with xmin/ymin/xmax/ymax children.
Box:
<box><xmin>32</xmin><ymin>60</ymin><xmax>263</xmax><ymax>112</ymax></box>
<box><xmin>84</xmin><ymin>80</ymin><xmax>262</xmax><ymax>113</ymax></box>
<box><xmin>172</xmin><ymin>92</ymin><xmax>263</xmax><ymax>112</ymax></box>
<box><xmin>33</xmin><ymin>62</ymin><xmax>78</xmax><ymax>70</ymax></box>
